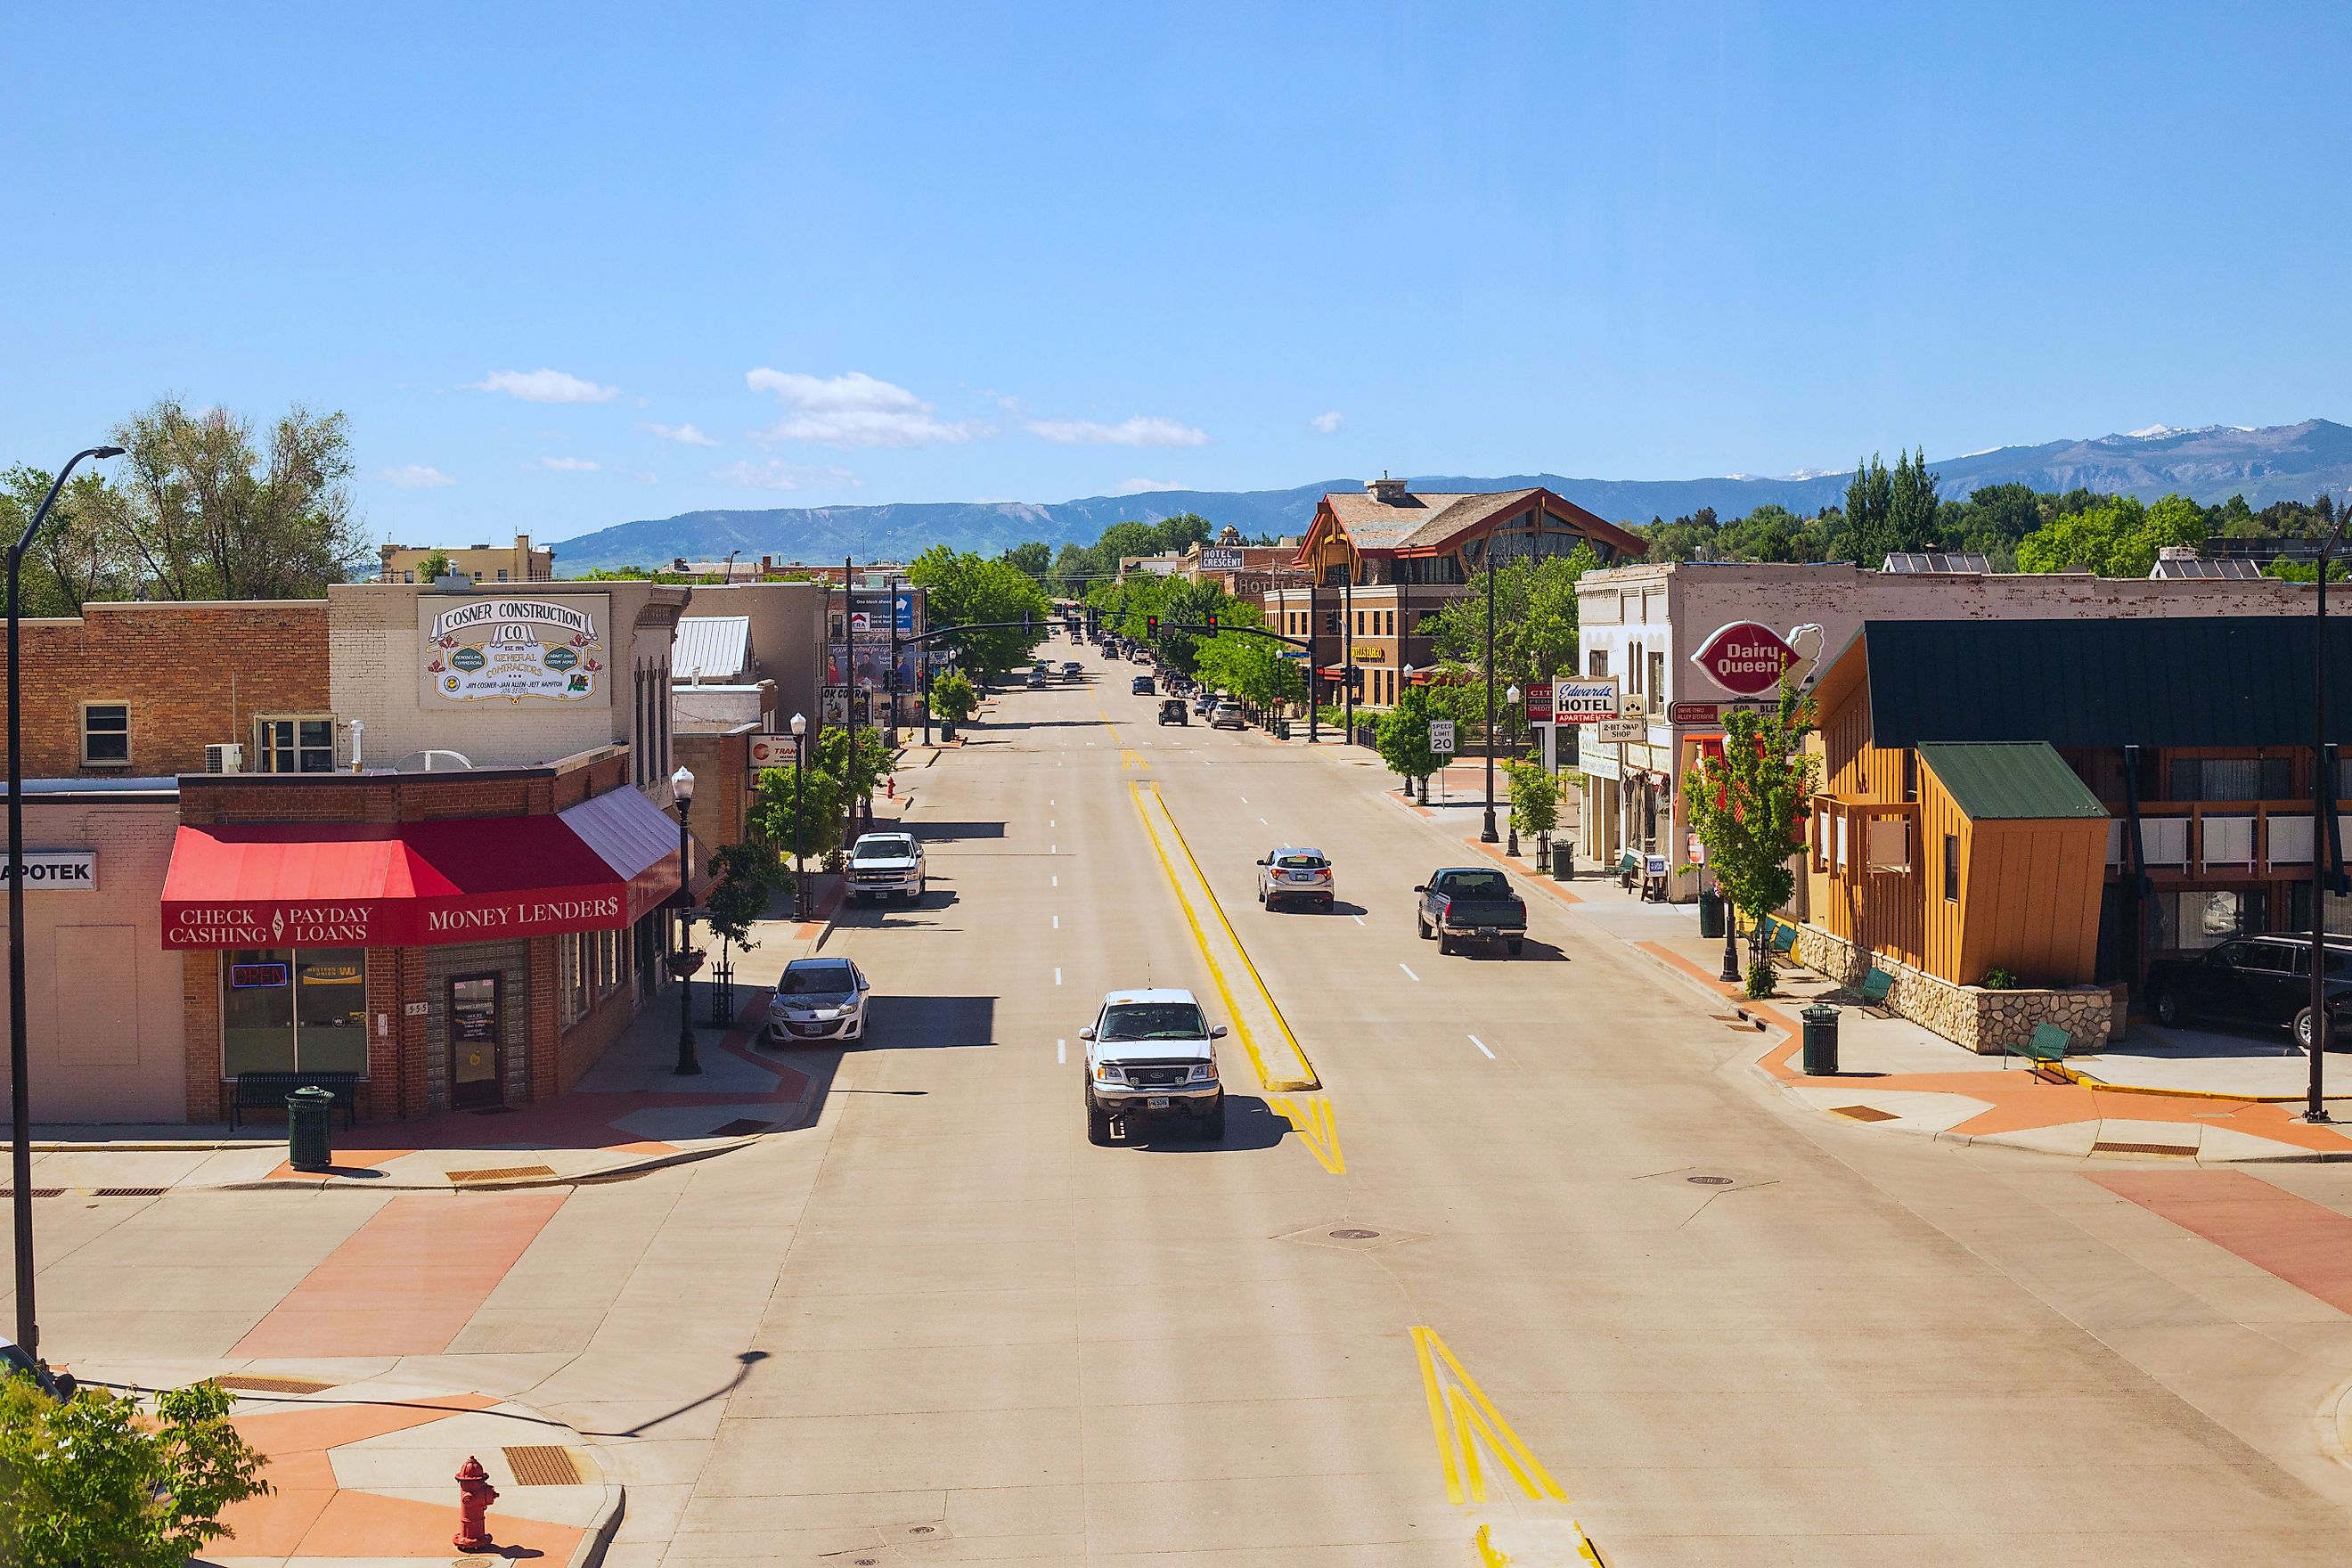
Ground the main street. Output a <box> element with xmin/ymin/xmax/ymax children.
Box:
<box><xmin>19</xmin><ymin>636</ymin><xmax>2352</xmax><ymax>1564</ymax></box>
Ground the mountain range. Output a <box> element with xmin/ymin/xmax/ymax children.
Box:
<box><xmin>550</xmin><ymin>419</ymin><xmax>2352</xmax><ymax>573</ymax></box>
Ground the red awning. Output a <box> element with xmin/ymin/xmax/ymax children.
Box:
<box><xmin>162</xmin><ymin>790</ymin><xmax>683</xmax><ymax>950</ymax></box>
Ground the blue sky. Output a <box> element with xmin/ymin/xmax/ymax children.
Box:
<box><xmin>7</xmin><ymin>2</ymin><xmax>2348</xmax><ymax>547</ymax></box>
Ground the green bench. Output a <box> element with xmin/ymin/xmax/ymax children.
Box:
<box><xmin>1616</xmin><ymin>849</ymin><xmax>1641</xmax><ymax>889</ymax></box>
<box><xmin>2005</xmin><ymin>1023</ymin><xmax>2073</xmax><ymax>1081</ymax></box>
<box><xmin>1760</xmin><ymin>917</ymin><xmax>1799</xmax><ymax>958</ymax></box>
<box><xmin>1853</xmin><ymin>968</ymin><xmax>1895</xmax><ymax>1017</ymax></box>
<box><xmin>228</xmin><ymin>1070</ymin><xmax>360</xmax><ymax>1131</ymax></box>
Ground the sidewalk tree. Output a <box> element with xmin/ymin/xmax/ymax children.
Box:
<box><xmin>928</xmin><ymin>667</ymin><xmax>979</xmax><ymax>724</ymax></box>
<box><xmin>1425</xmin><ymin>545</ymin><xmax>1599</xmax><ymax>704</ymax></box>
<box><xmin>0</xmin><ymin>1376</ymin><xmax>270</xmax><ymax>1568</ymax></box>
<box><xmin>909</xmin><ymin>544</ymin><xmax>1049</xmax><ymax>680</ymax></box>
<box><xmin>1682</xmin><ymin>679</ymin><xmax>1817</xmax><ymax>999</ymax></box>
<box><xmin>818</xmin><ymin>723</ymin><xmax>902</xmax><ymax>810</ymax></box>
<box><xmin>1374</xmin><ymin>684</ymin><xmax>1444</xmax><ymax>796</ymax></box>
<box><xmin>749</xmin><ymin>764</ymin><xmax>846</xmax><ymax>863</ymax></box>
<box><xmin>1504</xmin><ymin>758</ymin><xmax>1560</xmax><ymax>841</ymax></box>
<box><xmin>699</xmin><ymin>841</ymin><xmax>793</xmax><ymax>949</ymax></box>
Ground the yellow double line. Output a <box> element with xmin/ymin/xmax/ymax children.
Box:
<box><xmin>1412</xmin><ymin>1326</ymin><xmax>1605</xmax><ymax>1564</ymax></box>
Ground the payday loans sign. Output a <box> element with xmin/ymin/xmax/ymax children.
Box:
<box><xmin>421</xmin><ymin>595</ymin><xmax>609</xmax><ymax>707</ymax></box>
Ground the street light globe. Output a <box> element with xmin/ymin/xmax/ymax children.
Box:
<box><xmin>1507</xmin><ymin>684</ymin><xmax>1522</xmax><ymax>705</ymax></box>
<box><xmin>790</xmin><ymin>712</ymin><xmax>807</xmax><ymax>736</ymax></box>
<box><xmin>1402</xmin><ymin>664</ymin><xmax>1415</xmax><ymax>679</ymax></box>
<box><xmin>670</xmin><ymin>764</ymin><xmax>696</xmax><ymax>806</ymax></box>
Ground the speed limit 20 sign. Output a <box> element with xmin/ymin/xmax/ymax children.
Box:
<box><xmin>1552</xmin><ymin>677</ymin><xmax>1621</xmax><ymax>723</ymax></box>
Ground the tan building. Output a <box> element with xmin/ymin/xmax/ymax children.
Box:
<box><xmin>380</xmin><ymin>534</ymin><xmax>555</xmax><ymax>584</ymax></box>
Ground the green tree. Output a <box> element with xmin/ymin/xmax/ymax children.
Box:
<box><xmin>909</xmin><ymin>544</ymin><xmax>1049</xmax><ymax>681</ymax></box>
<box><xmin>416</xmin><ymin>549</ymin><xmax>453</xmax><ymax>581</ymax></box>
<box><xmin>0</xmin><ymin>1376</ymin><xmax>271</xmax><ymax>1567</ymax></box>
<box><xmin>1374</xmin><ymin>684</ymin><xmax>1445</xmax><ymax>796</ymax></box>
<box><xmin>1885</xmin><ymin>446</ymin><xmax>1940</xmax><ymax>555</ymax></box>
<box><xmin>106</xmin><ymin>397</ymin><xmax>365</xmax><ymax>600</ymax></box>
<box><xmin>699</xmin><ymin>841</ymin><xmax>794</xmax><ymax>948</ymax></box>
<box><xmin>1000</xmin><ymin>540</ymin><xmax>1050</xmax><ymax>580</ymax></box>
<box><xmin>0</xmin><ymin>465</ymin><xmax>125</xmax><ymax>616</ymax></box>
<box><xmin>749</xmin><ymin>763</ymin><xmax>845</xmax><ymax>864</ymax></box>
<box><xmin>1504</xmin><ymin>757</ymin><xmax>1561</xmax><ymax>840</ymax></box>
<box><xmin>928</xmin><ymin>667</ymin><xmax>979</xmax><ymax>724</ymax></box>
<box><xmin>2014</xmin><ymin>493</ymin><xmax>2205</xmax><ymax>577</ymax></box>
<box><xmin>1425</xmin><ymin>546</ymin><xmax>1599</xmax><ymax>697</ymax></box>
<box><xmin>1845</xmin><ymin>453</ymin><xmax>1894</xmax><ymax>563</ymax></box>
<box><xmin>818</xmin><ymin>723</ymin><xmax>902</xmax><ymax>804</ymax></box>
<box><xmin>1682</xmin><ymin>680</ymin><xmax>1818</xmax><ymax>998</ymax></box>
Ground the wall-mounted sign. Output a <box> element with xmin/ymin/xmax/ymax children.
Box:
<box><xmin>1689</xmin><ymin>622</ymin><xmax>1796</xmax><ymax>697</ymax></box>
<box><xmin>747</xmin><ymin>733</ymin><xmax>806</xmax><ymax>768</ymax></box>
<box><xmin>1350</xmin><ymin>644</ymin><xmax>1387</xmax><ymax>663</ymax></box>
<box><xmin>1200</xmin><ymin>546</ymin><xmax>1245</xmax><ymax>572</ymax></box>
<box><xmin>1</xmin><ymin>850</ymin><xmax>96</xmax><ymax>890</ymax></box>
<box><xmin>1596</xmin><ymin>716</ymin><xmax>1646</xmax><ymax>744</ymax></box>
<box><xmin>1429</xmin><ymin>720</ymin><xmax>1457</xmax><ymax>755</ymax></box>
<box><xmin>421</xmin><ymin>596</ymin><xmax>609</xmax><ymax>707</ymax></box>
<box><xmin>1668</xmin><ymin>701</ymin><xmax>1719</xmax><ymax>726</ymax></box>
<box><xmin>1553</xmin><ymin>676</ymin><xmax>1621</xmax><ymax>722</ymax></box>
<box><xmin>1524</xmin><ymin>685</ymin><xmax>1554</xmax><ymax>723</ymax></box>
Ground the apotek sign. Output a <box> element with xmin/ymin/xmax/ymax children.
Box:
<box><xmin>1</xmin><ymin>850</ymin><xmax>96</xmax><ymax>891</ymax></box>
<box><xmin>1689</xmin><ymin>622</ymin><xmax>1797</xmax><ymax>697</ymax></box>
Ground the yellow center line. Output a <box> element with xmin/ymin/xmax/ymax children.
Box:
<box><xmin>1411</xmin><ymin>1326</ymin><xmax>1606</xmax><ymax>1564</ymax></box>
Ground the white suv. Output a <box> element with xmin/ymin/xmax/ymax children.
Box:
<box><xmin>847</xmin><ymin>831</ymin><xmax>926</xmax><ymax>903</ymax></box>
<box><xmin>1082</xmin><ymin>988</ymin><xmax>1227</xmax><ymax>1145</ymax></box>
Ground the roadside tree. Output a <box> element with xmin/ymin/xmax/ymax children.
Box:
<box><xmin>1374</xmin><ymin>684</ymin><xmax>1444</xmax><ymax>798</ymax></box>
<box><xmin>909</xmin><ymin>544</ymin><xmax>1049</xmax><ymax>681</ymax></box>
<box><xmin>699</xmin><ymin>841</ymin><xmax>794</xmax><ymax>949</ymax></box>
<box><xmin>1682</xmin><ymin>680</ymin><xmax>1817</xmax><ymax>997</ymax></box>
<box><xmin>928</xmin><ymin>667</ymin><xmax>979</xmax><ymax>725</ymax></box>
<box><xmin>1504</xmin><ymin>758</ymin><xmax>1561</xmax><ymax>849</ymax></box>
<box><xmin>750</xmin><ymin>762</ymin><xmax>846</xmax><ymax>865</ymax></box>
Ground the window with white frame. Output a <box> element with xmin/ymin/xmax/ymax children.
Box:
<box><xmin>256</xmin><ymin>715</ymin><xmax>337</xmax><ymax>773</ymax></box>
<box><xmin>81</xmin><ymin>702</ymin><xmax>129</xmax><ymax>766</ymax></box>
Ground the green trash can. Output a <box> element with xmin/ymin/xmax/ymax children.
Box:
<box><xmin>1697</xmin><ymin>890</ymin><xmax>1726</xmax><ymax>940</ymax></box>
<box><xmin>1801</xmin><ymin>1004</ymin><xmax>1840</xmax><ymax>1076</ymax></box>
<box><xmin>286</xmin><ymin>1084</ymin><xmax>335</xmax><ymax>1172</ymax></box>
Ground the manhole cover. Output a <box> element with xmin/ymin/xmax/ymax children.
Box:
<box><xmin>1687</xmin><ymin>1175</ymin><xmax>1735</xmax><ymax>1185</ymax></box>
<box><xmin>1329</xmin><ymin>1228</ymin><xmax>1381</xmax><ymax>1240</ymax></box>
<box><xmin>907</xmin><ymin>1525</ymin><xmax>938</xmax><ymax>1536</ymax></box>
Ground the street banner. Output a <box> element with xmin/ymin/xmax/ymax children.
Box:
<box><xmin>1554</xmin><ymin>676</ymin><xmax>1620</xmax><ymax>722</ymax></box>
<box><xmin>1429</xmin><ymin>720</ymin><xmax>1457</xmax><ymax>755</ymax></box>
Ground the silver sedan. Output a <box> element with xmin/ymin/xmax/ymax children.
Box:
<box><xmin>766</xmin><ymin>957</ymin><xmax>870</xmax><ymax>1045</ymax></box>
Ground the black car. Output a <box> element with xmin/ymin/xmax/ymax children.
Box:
<box><xmin>1415</xmin><ymin>868</ymin><xmax>1528</xmax><ymax>956</ymax></box>
<box><xmin>2144</xmin><ymin>935</ymin><xmax>2352</xmax><ymax>1050</ymax></box>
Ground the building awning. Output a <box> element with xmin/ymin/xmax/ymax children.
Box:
<box><xmin>161</xmin><ymin>788</ymin><xmax>682</xmax><ymax>949</ymax></box>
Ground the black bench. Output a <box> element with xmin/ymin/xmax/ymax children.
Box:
<box><xmin>228</xmin><ymin>1071</ymin><xmax>360</xmax><ymax>1131</ymax></box>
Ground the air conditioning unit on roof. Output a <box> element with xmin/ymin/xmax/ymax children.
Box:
<box><xmin>204</xmin><ymin>743</ymin><xmax>243</xmax><ymax>774</ymax></box>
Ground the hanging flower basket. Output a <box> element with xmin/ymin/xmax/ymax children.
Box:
<box><xmin>666</xmin><ymin>949</ymin><xmax>708</xmax><ymax>979</ymax></box>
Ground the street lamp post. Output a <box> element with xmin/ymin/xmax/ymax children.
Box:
<box><xmin>1342</xmin><ymin>570</ymin><xmax>1355</xmax><ymax>744</ymax></box>
<box><xmin>671</xmin><ymin>764</ymin><xmax>699</xmax><ymax>1076</ymax></box>
<box><xmin>1481</xmin><ymin>546</ymin><xmax>1499</xmax><ymax>844</ymax></box>
<box><xmin>1305</xmin><ymin>583</ymin><xmax>1319</xmax><ymax>744</ymax></box>
<box><xmin>789</xmin><ymin>713</ymin><xmax>809</xmax><ymax>920</ymax></box>
<box><xmin>2309</xmin><ymin>509</ymin><xmax>2350</xmax><ymax>1123</ymax></box>
<box><xmin>1505</xmin><ymin>685</ymin><xmax>1522</xmax><ymax>856</ymax></box>
<box><xmin>9</xmin><ymin>443</ymin><xmax>120</xmax><ymax>1360</ymax></box>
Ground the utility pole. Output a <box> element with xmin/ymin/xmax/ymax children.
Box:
<box><xmin>2310</xmin><ymin>505</ymin><xmax>2348</xmax><ymax>1122</ymax></box>
<box><xmin>1481</xmin><ymin>543</ymin><xmax>1499</xmax><ymax>844</ymax></box>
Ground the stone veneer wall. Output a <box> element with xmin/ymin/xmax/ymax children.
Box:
<box><xmin>1791</xmin><ymin>923</ymin><xmax>2114</xmax><ymax>1055</ymax></box>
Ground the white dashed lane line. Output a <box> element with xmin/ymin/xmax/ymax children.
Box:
<box><xmin>1400</xmin><ymin>963</ymin><xmax>1420</xmax><ymax>983</ymax></box>
<box><xmin>1467</xmin><ymin>1034</ymin><xmax>1495</xmax><ymax>1059</ymax></box>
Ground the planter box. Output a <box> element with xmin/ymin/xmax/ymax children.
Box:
<box><xmin>1790</xmin><ymin>923</ymin><xmax>2113</xmax><ymax>1055</ymax></box>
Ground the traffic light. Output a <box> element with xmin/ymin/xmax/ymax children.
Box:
<box><xmin>1348</xmin><ymin>667</ymin><xmax>1365</xmax><ymax>695</ymax></box>
<box><xmin>1204</xmin><ymin>612</ymin><xmax>1219</xmax><ymax>633</ymax></box>
<box><xmin>1146</xmin><ymin>615</ymin><xmax>1158</xmax><ymax>639</ymax></box>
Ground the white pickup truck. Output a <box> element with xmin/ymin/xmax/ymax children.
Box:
<box><xmin>846</xmin><ymin>831</ymin><xmax>926</xmax><ymax>904</ymax></box>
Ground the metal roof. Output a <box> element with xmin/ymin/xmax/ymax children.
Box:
<box><xmin>674</xmin><ymin>616</ymin><xmax>752</xmax><ymax>681</ymax></box>
<box><xmin>1917</xmin><ymin>743</ymin><xmax>2107</xmax><ymax>820</ymax></box>
<box><xmin>1863</xmin><ymin>617</ymin><xmax>2352</xmax><ymax>747</ymax></box>
<box><xmin>2149</xmin><ymin>557</ymin><xmax>2266</xmax><ymax>580</ymax></box>
<box><xmin>1882</xmin><ymin>551</ymin><xmax>1990</xmax><ymax>574</ymax></box>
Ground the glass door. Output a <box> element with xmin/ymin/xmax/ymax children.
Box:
<box><xmin>448</xmin><ymin>974</ymin><xmax>502</xmax><ymax>1109</ymax></box>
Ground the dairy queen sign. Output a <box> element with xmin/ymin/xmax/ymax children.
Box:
<box><xmin>1688</xmin><ymin>622</ymin><xmax>1800</xmax><ymax>697</ymax></box>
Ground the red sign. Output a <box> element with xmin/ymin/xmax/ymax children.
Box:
<box><xmin>1689</xmin><ymin>622</ymin><xmax>1797</xmax><ymax>697</ymax></box>
<box><xmin>1524</xmin><ymin>685</ymin><xmax>1553</xmax><ymax>723</ymax></box>
<box><xmin>1668</xmin><ymin>701</ymin><xmax>1719</xmax><ymax>726</ymax></box>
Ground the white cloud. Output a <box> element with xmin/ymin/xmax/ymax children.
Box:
<box><xmin>1113</xmin><ymin>478</ymin><xmax>1184</xmax><ymax>495</ymax></box>
<box><xmin>380</xmin><ymin>463</ymin><xmax>455</xmax><ymax>489</ymax></box>
<box><xmin>1025</xmin><ymin>415</ymin><xmax>1208</xmax><ymax>447</ymax></box>
<box><xmin>469</xmin><ymin>368</ymin><xmax>620</xmax><ymax>404</ymax></box>
<box><xmin>715</xmin><ymin>459</ymin><xmax>860</xmax><ymax>492</ymax></box>
<box><xmin>1310</xmin><ymin>411</ymin><xmax>1345</xmax><ymax>436</ymax></box>
<box><xmin>539</xmin><ymin>456</ymin><xmax>600</xmax><ymax>471</ymax></box>
<box><xmin>745</xmin><ymin>369</ymin><xmax>981</xmax><ymax>447</ymax></box>
<box><xmin>641</xmin><ymin>421</ymin><xmax>717</xmax><ymax>446</ymax></box>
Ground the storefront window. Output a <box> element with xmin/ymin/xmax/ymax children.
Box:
<box><xmin>221</xmin><ymin>948</ymin><xmax>368</xmax><ymax>1076</ymax></box>
<box><xmin>2153</xmin><ymin>891</ymin><xmax>2266</xmax><ymax>952</ymax></box>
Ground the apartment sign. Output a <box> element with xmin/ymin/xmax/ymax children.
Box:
<box><xmin>1</xmin><ymin>850</ymin><xmax>96</xmax><ymax>891</ymax></box>
<box><xmin>421</xmin><ymin>595</ymin><xmax>610</xmax><ymax>707</ymax></box>
<box><xmin>1690</xmin><ymin>622</ymin><xmax>1796</xmax><ymax>697</ymax></box>
<box><xmin>1553</xmin><ymin>677</ymin><xmax>1621</xmax><ymax>722</ymax></box>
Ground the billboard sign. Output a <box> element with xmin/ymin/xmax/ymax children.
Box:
<box><xmin>1553</xmin><ymin>676</ymin><xmax>1621</xmax><ymax>723</ymax></box>
<box><xmin>1689</xmin><ymin>622</ymin><xmax>1797</xmax><ymax>697</ymax></box>
<box><xmin>747</xmin><ymin>734</ymin><xmax>805</xmax><ymax>768</ymax></box>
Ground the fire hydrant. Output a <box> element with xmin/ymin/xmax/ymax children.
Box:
<box><xmin>886</xmin><ymin>774</ymin><xmax>896</xmax><ymax>799</ymax></box>
<box><xmin>453</xmin><ymin>1455</ymin><xmax>498</xmax><ymax>1551</ymax></box>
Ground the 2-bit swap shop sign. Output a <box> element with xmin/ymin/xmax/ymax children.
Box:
<box><xmin>1689</xmin><ymin>623</ymin><xmax>1797</xmax><ymax>697</ymax></box>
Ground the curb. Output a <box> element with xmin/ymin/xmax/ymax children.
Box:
<box><xmin>572</xmin><ymin>1471</ymin><xmax>626</xmax><ymax>1568</ymax></box>
<box><xmin>216</xmin><ymin>1133</ymin><xmax>766</xmax><ymax>1194</ymax></box>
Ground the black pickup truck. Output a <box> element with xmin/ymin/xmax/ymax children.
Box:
<box><xmin>1415</xmin><ymin>868</ymin><xmax>1528</xmax><ymax>956</ymax></box>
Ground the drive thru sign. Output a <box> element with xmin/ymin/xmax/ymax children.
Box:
<box><xmin>1553</xmin><ymin>677</ymin><xmax>1621</xmax><ymax>722</ymax></box>
<box><xmin>1429</xmin><ymin>720</ymin><xmax>1457</xmax><ymax>755</ymax></box>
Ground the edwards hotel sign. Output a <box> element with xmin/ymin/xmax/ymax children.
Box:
<box><xmin>1</xmin><ymin>577</ymin><xmax>696</xmax><ymax>1126</ymax></box>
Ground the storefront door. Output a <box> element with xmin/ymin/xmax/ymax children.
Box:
<box><xmin>448</xmin><ymin>974</ymin><xmax>502</xmax><ymax>1109</ymax></box>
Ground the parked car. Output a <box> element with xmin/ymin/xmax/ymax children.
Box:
<box><xmin>0</xmin><ymin>1337</ymin><xmax>75</xmax><ymax>1400</ymax></box>
<box><xmin>1211</xmin><ymin>701</ymin><xmax>1246</xmax><ymax>730</ymax></box>
<box><xmin>2144</xmin><ymin>935</ymin><xmax>2352</xmax><ymax>1050</ymax></box>
<box><xmin>1131</xmin><ymin>674</ymin><xmax>1156</xmax><ymax>695</ymax></box>
<box><xmin>846</xmin><ymin>830</ymin><xmax>926</xmax><ymax>903</ymax></box>
<box><xmin>1158</xmin><ymin>697</ymin><xmax>1188</xmax><ymax>725</ymax></box>
<box><xmin>1416</xmin><ymin>868</ymin><xmax>1528</xmax><ymax>955</ymax></box>
<box><xmin>766</xmin><ymin>957</ymin><xmax>870</xmax><ymax>1044</ymax></box>
<box><xmin>1193</xmin><ymin>690</ymin><xmax>1217</xmax><ymax>715</ymax></box>
<box><xmin>1082</xmin><ymin>987</ymin><xmax>1227</xmax><ymax>1143</ymax></box>
<box><xmin>1256</xmin><ymin>847</ymin><xmax>1335</xmax><ymax>910</ymax></box>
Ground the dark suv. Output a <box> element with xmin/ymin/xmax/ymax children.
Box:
<box><xmin>2144</xmin><ymin>935</ymin><xmax>2352</xmax><ymax>1051</ymax></box>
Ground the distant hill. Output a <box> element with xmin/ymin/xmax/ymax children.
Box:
<box><xmin>550</xmin><ymin>419</ymin><xmax>2352</xmax><ymax>573</ymax></box>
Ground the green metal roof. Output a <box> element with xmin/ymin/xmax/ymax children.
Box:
<box><xmin>1917</xmin><ymin>742</ymin><xmax>2109</xmax><ymax>821</ymax></box>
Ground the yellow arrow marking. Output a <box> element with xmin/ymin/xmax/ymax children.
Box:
<box><xmin>1265</xmin><ymin>1095</ymin><xmax>1345</xmax><ymax>1175</ymax></box>
<box><xmin>1410</xmin><ymin>1326</ymin><xmax>1566</xmax><ymax>1505</ymax></box>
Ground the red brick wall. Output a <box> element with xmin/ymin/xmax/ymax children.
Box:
<box><xmin>674</xmin><ymin>731</ymin><xmax>751</xmax><ymax>848</ymax></box>
<box><xmin>7</xmin><ymin>602</ymin><xmax>328</xmax><ymax>778</ymax></box>
<box><xmin>183</xmin><ymin>952</ymin><xmax>223</xmax><ymax>1124</ymax></box>
<box><xmin>527</xmin><ymin>935</ymin><xmax>559</xmax><ymax>1098</ymax></box>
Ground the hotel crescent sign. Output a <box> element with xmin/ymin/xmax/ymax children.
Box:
<box><xmin>1689</xmin><ymin>622</ymin><xmax>1798</xmax><ymax>697</ymax></box>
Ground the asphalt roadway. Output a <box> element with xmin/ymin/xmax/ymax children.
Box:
<box><xmin>16</xmin><ymin>633</ymin><xmax>2352</xmax><ymax>1565</ymax></box>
